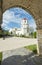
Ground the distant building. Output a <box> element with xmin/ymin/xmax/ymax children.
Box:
<box><xmin>21</xmin><ymin>18</ymin><xmax>29</xmax><ymax>36</ymax></box>
<box><xmin>9</xmin><ymin>18</ymin><xmax>29</xmax><ymax>36</ymax></box>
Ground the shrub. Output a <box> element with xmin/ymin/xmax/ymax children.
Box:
<box><xmin>25</xmin><ymin>45</ymin><xmax>37</xmax><ymax>54</ymax></box>
<box><xmin>33</xmin><ymin>32</ymin><xmax>37</xmax><ymax>38</ymax></box>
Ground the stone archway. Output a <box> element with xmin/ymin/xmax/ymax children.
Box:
<box><xmin>0</xmin><ymin>0</ymin><xmax>42</xmax><ymax>55</ymax></box>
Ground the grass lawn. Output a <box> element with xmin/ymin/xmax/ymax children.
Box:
<box><xmin>25</xmin><ymin>44</ymin><xmax>37</xmax><ymax>54</ymax></box>
<box><xmin>0</xmin><ymin>52</ymin><xmax>2</xmax><ymax>62</ymax></box>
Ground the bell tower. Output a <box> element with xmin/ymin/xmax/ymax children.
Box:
<box><xmin>21</xmin><ymin>18</ymin><xmax>29</xmax><ymax>36</ymax></box>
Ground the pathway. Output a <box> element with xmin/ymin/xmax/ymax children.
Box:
<box><xmin>0</xmin><ymin>37</ymin><xmax>37</xmax><ymax>52</ymax></box>
<box><xmin>1</xmin><ymin>48</ymin><xmax>42</xmax><ymax>65</ymax></box>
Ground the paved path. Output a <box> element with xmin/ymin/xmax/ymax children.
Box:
<box><xmin>0</xmin><ymin>37</ymin><xmax>38</xmax><ymax>52</ymax></box>
<box><xmin>1</xmin><ymin>48</ymin><xmax>42</xmax><ymax>65</ymax></box>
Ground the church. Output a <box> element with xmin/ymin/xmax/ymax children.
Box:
<box><xmin>9</xmin><ymin>18</ymin><xmax>29</xmax><ymax>36</ymax></box>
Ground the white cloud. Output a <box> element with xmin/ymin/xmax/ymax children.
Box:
<box><xmin>1</xmin><ymin>23</ymin><xmax>6</xmax><ymax>27</ymax></box>
<box><xmin>3</xmin><ymin>10</ymin><xmax>21</xmax><ymax>24</ymax></box>
<box><xmin>3</xmin><ymin>10</ymin><xmax>15</xmax><ymax>22</ymax></box>
<box><xmin>2</xmin><ymin>9</ymin><xmax>22</xmax><ymax>30</ymax></box>
<box><xmin>2</xmin><ymin>8</ymin><xmax>36</xmax><ymax>30</ymax></box>
<box><xmin>28</xmin><ymin>19</ymin><xmax>37</xmax><ymax>29</ymax></box>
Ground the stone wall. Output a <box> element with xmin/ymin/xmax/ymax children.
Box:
<box><xmin>0</xmin><ymin>0</ymin><xmax>42</xmax><ymax>55</ymax></box>
<box><xmin>37</xmin><ymin>29</ymin><xmax>42</xmax><ymax>54</ymax></box>
<box><xmin>2</xmin><ymin>0</ymin><xmax>42</xmax><ymax>28</ymax></box>
<box><xmin>0</xmin><ymin>0</ymin><xmax>2</xmax><ymax>24</ymax></box>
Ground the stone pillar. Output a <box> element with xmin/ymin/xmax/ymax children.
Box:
<box><xmin>0</xmin><ymin>0</ymin><xmax>2</xmax><ymax>29</ymax></box>
<box><xmin>0</xmin><ymin>0</ymin><xmax>3</xmax><ymax>39</ymax></box>
<box><xmin>37</xmin><ymin>29</ymin><xmax>42</xmax><ymax>55</ymax></box>
<box><xmin>0</xmin><ymin>1</ymin><xmax>2</xmax><ymax>64</ymax></box>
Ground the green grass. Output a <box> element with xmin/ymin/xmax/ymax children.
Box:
<box><xmin>0</xmin><ymin>52</ymin><xmax>2</xmax><ymax>64</ymax></box>
<box><xmin>25</xmin><ymin>44</ymin><xmax>37</xmax><ymax>54</ymax></box>
<box><xmin>0</xmin><ymin>52</ymin><xmax>2</xmax><ymax>61</ymax></box>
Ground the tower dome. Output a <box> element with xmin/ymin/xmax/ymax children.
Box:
<box><xmin>22</xmin><ymin>18</ymin><xmax>28</xmax><ymax>25</ymax></box>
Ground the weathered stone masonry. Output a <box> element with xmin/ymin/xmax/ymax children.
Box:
<box><xmin>0</xmin><ymin>0</ymin><xmax>42</xmax><ymax>55</ymax></box>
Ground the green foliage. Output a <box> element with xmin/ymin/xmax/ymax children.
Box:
<box><xmin>20</xmin><ymin>34</ymin><xmax>25</xmax><ymax>37</ymax></box>
<box><xmin>19</xmin><ymin>34</ymin><xmax>29</xmax><ymax>38</ymax></box>
<box><xmin>0</xmin><ymin>30</ymin><xmax>2</xmax><ymax>35</ymax></box>
<box><xmin>29</xmin><ymin>32</ymin><xmax>37</xmax><ymax>38</ymax></box>
<box><xmin>33</xmin><ymin>32</ymin><xmax>37</xmax><ymax>38</ymax></box>
<box><xmin>0</xmin><ymin>52</ymin><xmax>2</xmax><ymax>61</ymax></box>
<box><xmin>30</xmin><ymin>32</ymin><xmax>33</xmax><ymax>38</ymax></box>
<box><xmin>25</xmin><ymin>45</ymin><xmax>37</xmax><ymax>54</ymax></box>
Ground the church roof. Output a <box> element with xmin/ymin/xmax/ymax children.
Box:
<box><xmin>22</xmin><ymin>18</ymin><xmax>27</xmax><ymax>20</ymax></box>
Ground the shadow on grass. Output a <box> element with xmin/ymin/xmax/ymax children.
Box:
<box><xmin>0</xmin><ymin>61</ymin><xmax>1</xmax><ymax>65</ymax></box>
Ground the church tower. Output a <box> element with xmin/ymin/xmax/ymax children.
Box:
<box><xmin>21</xmin><ymin>18</ymin><xmax>29</xmax><ymax>36</ymax></box>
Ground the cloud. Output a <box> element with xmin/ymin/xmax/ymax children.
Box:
<box><xmin>28</xmin><ymin>19</ymin><xmax>37</xmax><ymax>29</ymax></box>
<box><xmin>2</xmin><ymin>9</ymin><xmax>22</xmax><ymax>30</ymax></box>
<box><xmin>3</xmin><ymin>10</ymin><xmax>22</xmax><ymax>24</ymax></box>
<box><xmin>2</xmin><ymin>8</ymin><xmax>36</xmax><ymax>30</ymax></box>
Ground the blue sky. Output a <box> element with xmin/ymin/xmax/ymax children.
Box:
<box><xmin>2</xmin><ymin>7</ymin><xmax>36</xmax><ymax>30</ymax></box>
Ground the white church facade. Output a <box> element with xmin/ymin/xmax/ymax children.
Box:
<box><xmin>9</xmin><ymin>18</ymin><xmax>29</xmax><ymax>36</ymax></box>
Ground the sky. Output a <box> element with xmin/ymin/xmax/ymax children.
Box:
<box><xmin>2</xmin><ymin>7</ymin><xmax>36</xmax><ymax>31</ymax></box>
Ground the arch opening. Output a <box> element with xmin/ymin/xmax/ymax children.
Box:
<box><xmin>2</xmin><ymin>7</ymin><xmax>38</xmax><ymax>62</ymax></box>
<box><xmin>2</xmin><ymin>7</ymin><xmax>38</xmax><ymax>53</ymax></box>
<box><xmin>0</xmin><ymin>0</ymin><xmax>42</xmax><ymax>62</ymax></box>
<box><xmin>0</xmin><ymin>7</ymin><xmax>38</xmax><ymax>55</ymax></box>
<box><xmin>2</xmin><ymin>7</ymin><xmax>37</xmax><ymax>39</ymax></box>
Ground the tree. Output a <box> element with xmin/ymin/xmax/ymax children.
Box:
<box><xmin>33</xmin><ymin>32</ymin><xmax>37</xmax><ymax>38</ymax></box>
